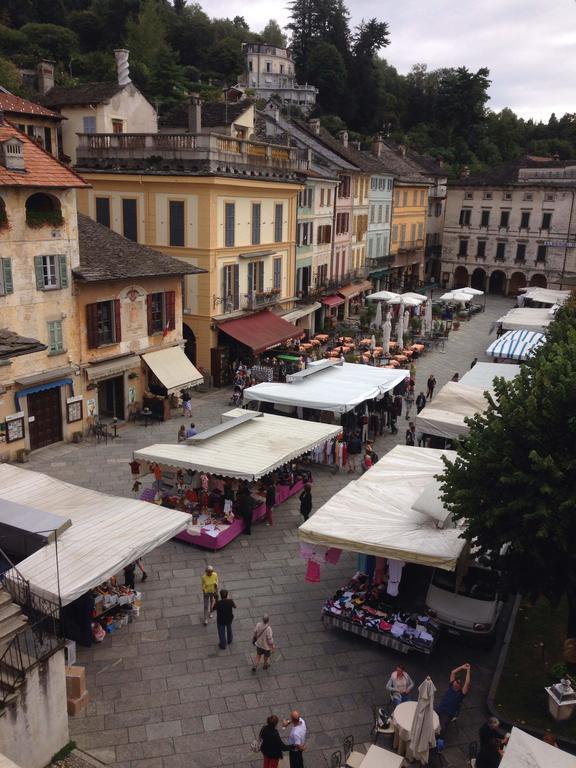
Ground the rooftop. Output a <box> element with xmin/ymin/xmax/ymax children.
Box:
<box><xmin>0</xmin><ymin>329</ymin><xmax>46</xmax><ymax>360</ymax></box>
<box><xmin>75</xmin><ymin>214</ymin><xmax>206</xmax><ymax>282</ymax></box>
<box><xmin>0</xmin><ymin>92</ymin><xmax>62</xmax><ymax>121</ymax></box>
<box><xmin>160</xmin><ymin>100</ymin><xmax>253</xmax><ymax>131</ymax></box>
<box><xmin>451</xmin><ymin>156</ymin><xmax>576</xmax><ymax>187</ymax></box>
<box><xmin>0</xmin><ymin>120</ymin><xmax>88</xmax><ymax>189</ymax></box>
<box><xmin>39</xmin><ymin>82</ymin><xmax>123</xmax><ymax>108</ymax></box>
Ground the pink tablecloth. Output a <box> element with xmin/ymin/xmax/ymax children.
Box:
<box><xmin>175</xmin><ymin>479</ymin><xmax>305</xmax><ymax>550</ymax></box>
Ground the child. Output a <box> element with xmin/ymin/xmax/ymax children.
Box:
<box><xmin>177</xmin><ymin>424</ymin><xmax>186</xmax><ymax>443</ymax></box>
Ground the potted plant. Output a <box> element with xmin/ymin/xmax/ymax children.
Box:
<box><xmin>72</xmin><ymin>430</ymin><xmax>83</xmax><ymax>443</ymax></box>
<box><xmin>26</xmin><ymin>209</ymin><xmax>65</xmax><ymax>229</ymax></box>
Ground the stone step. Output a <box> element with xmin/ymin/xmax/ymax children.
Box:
<box><xmin>0</xmin><ymin>591</ymin><xmax>12</xmax><ymax>608</ymax></box>
<box><xmin>0</xmin><ymin>602</ymin><xmax>21</xmax><ymax>624</ymax></box>
<box><xmin>0</xmin><ymin>614</ymin><xmax>28</xmax><ymax>645</ymax></box>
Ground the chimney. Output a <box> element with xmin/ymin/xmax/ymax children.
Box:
<box><xmin>338</xmin><ymin>130</ymin><xmax>348</xmax><ymax>148</ymax></box>
<box><xmin>398</xmin><ymin>144</ymin><xmax>406</xmax><ymax>158</ymax></box>
<box><xmin>1</xmin><ymin>137</ymin><xmax>25</xmax><ymax>171</ymax></box>
<box><xmin>308</xmin><ymin>118</ymin><xmax>321</xmax><ymax>135</ymax></box>
<box><xmin>461</xmin><ymin>165</ymin><xmax>470</xmax><ymax>178</ymax></box>
<box><xmin>372</xmin><ymin>134</ymin><xmax>384</xmax><ymax>158</ymax></box>
<box><xmin>436</xmin><ymin>156</ymin><xmax>444</xmax><ymax>168</ymax></box>
<box><xmin>187</xmin><ymin>92</ymin><xmax>202</xmax><ymax>134</ymax></box>
<box><xmin>114</xmin><ymin>49</ymin><xmax>131</xmax><ymax>86</ymax></box>
<box><xmin>36</xmin><ymin>59</ymin><xmax>55</xmax><ymax>95</ymax></box>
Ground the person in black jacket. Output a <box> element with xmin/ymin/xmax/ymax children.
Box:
<box><xmin>215</xmin><ymin>589</ymin><xmax>236</xmax><ymax>650</ymax></box>
<box><xmin>299</xmin><ymin>484</ymin><xmax>312</xmax><ymax>522</ymax></box>
<box><xmin>259</xmin><ymin>715</ymin><xmax>290</xmax><ymax>768</ymax></box>
<box><xmin>265</xmin><ymin>479</ymin><xmax>276</xmax><ymax>526</ymax></box>
<box><xmin>237</xmin><ymin>487</ymin><xmax>253</xmax><ymax>536</ymax></box>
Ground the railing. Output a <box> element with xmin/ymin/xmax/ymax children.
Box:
<box><xmin>397</xmin><ymin>239</ymin><xmax>425</xmax><ymax>252</ymax></box>
<box><xmin>366</xmin><ymin>255</ymin><xmax>394</xmax><ymax>269</ymax></box>
<box><xmin>244</xmin><ymin>290</ymin><xmax>281</xmax><ymax>310</ymax></box>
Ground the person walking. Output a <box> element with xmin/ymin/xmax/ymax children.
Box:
<box><xmin>265</xmin><ymin>479</ymin><xmax>276</xmax><ymax>526</ymax></box>
<box><xmin>416</xmin><ymin>392</ymin><xmax>427</xmax><ymax>414</ymax></box>
<box><xmin>181</xmin><ymin>389</ymin><xmax>192</xmax><ymax>417</ymax></box>
<box><xmin>436</xmin><ymin>663</ymin><xmax>471</xmax><ymax>733</ymax></box>
<box><xmin>405</xmin><ymin>422</ymin><xmax>416</xmax><ymax>446</ymax></box>
<box><xmin>404</xmin><ymin>388</ymin><xmax>414</xmax><ymax>419</ymax></box>
<box><xmin>299</xmin><ymin>484</ymin><xmax>312</xmax><ymax>522</ymax></box>
<box><xmin>346</xmin><ymin>431</ymin><xmax>362</xmax><ymax>472</ymax></box>
<box><xmin>215</xmin><ymin>589</ymin><xmax>236</xmax><ymax>650</ymax></box>
<box><xmin>252</xmin><ymin>614</ymin><xmax>274</xmax><ymax>672</ymax></box>
<box><xmin>451</xmin><ymin>372</ymin><xmax>460</xmax><ymax>382</ymax></box>
<box><xmin>123</xmin><ymin>562</ymin><xmax>136</xmax><ymax>590</ymax></box>
<box><xmin>426</xmin><ymin>374</ymin><xmax>437</xmax><ymax>400</ymax></box>
<box><xmin>259</xmin><ymin>715</ymin><xmax>290</xmax><ymax>768</ymax></box>
<box><xmin>282</xmin><ymin>711</ymin><xmax>307</xmax><ymax>768</ymax></box>
<box><xmin>201</xmin><ymin>565</ymin><xmax>218</xmax><ymax>626</ymax></box>
<box><xmin>470</xmin><ymin>357</ymin><xmax>478</xmax><ymax>369</ymax></box>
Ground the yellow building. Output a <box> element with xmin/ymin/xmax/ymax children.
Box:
<box><xmin>75</xmin><ymin>130</ymin><xmax>305</xmax><ymax>385</ymax></box>
<box><xmin>390</xmin><ymin>181</ymin><xmax>430</xmax><ymax>286</ymax></box>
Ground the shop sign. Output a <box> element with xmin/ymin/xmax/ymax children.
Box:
<box><xmin>5</xmin><ymin>411</ymin><xmax>25</xmax><ymax>443</ymax></box>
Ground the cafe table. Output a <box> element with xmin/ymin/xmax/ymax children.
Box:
<box><xmin>392</xmin><ymin>701</ymin><xmax>440</xmax><ymax>762</ymax></box>
<box><xmin>358</xmin><ymin>744</ymin><xmax>404</xmax><ymax>768</ymax></box>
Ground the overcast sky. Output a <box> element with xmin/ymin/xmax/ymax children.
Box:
<box><xmin>205</xmin><ymin>0</ymin><xmax>576</xmax><ymax>122</ymax></box>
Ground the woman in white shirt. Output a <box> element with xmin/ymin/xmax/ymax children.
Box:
<box><xmin>386</xmin><ymin>664</ymin><xmax>414</xmax><ymax>705</ymax></box>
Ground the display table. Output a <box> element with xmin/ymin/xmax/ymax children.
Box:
<box><xmin>175</xmin><ymin>479</ymin><xmax>306</xmax><ymax>550</ymax></box>
<box><xmin>392</xmin><ymin>701</ymin><xmax>440</xmax><ymax>763</ymax></box>
<box><xmin>358</xmin><ymin>745</ymin><xmax>404</xmax><ymax>768</ymax></box>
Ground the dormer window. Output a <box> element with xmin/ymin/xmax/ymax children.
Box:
<box><xmin>1</xmin><ymin>137</ymin><xmax>25</xmax><ymax>172</ymax></box>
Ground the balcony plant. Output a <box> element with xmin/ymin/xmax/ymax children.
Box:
<box><xmin>0</xmin><ymin>206</ymin><xmax>10</xmax><ymax>232</ymax></box>
<box><xmin>26</xmin><ymin>209</ymin><xmax>64</xmax><ymax>229</ymax></box>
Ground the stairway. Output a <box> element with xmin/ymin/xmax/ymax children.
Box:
<box><xmin>0</xmin><ymin>586</ymin><xmax>29</xmax><ymax>709</ymax></box>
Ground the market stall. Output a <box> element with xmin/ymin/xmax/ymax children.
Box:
<box><xmin>142</xmin><ymin>345</ymin><xmax>204</xmax><ymax>421</ymax></box>
<box><xmin>500</xmin><ymin>727</ymin><xmax>576</xmax><ymax>768</ymax></box>
<box><xmin>497</xmin><ymin>306</ymin><xmax>556</xmax><ymax>332</ymax></box>
<box><xmin>414</xmin><ymin>382</ymin><xmax>490</xmax><ymax>441</ymax></box>
<box><xmin>486</xmin><ymin>329</ymin><xmax>545</xmax><ymax>361</ymax></box>
<box><xmin>459</xmin><ymin>362</ymin><xmax>521</xmax><ymax>390</ymax></box>
<box><xmin>299</xmin><ymin>445</ymin><xmax>465</xmax><ymax>654</ymax></box>
<box><xmin>133</xmin><ymin>409</ymin><xmax>341</xmax><ymax>550</ymax></box>
<box><xmin>518</xmin><ymin>287</ymin><xmax>570</xmax><ymax>306</ymax></box>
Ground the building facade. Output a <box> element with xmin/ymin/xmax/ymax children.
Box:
<box><xmin>390</xmin><ymin>180</ymin><xmax>430</xmax><ymax>289</ymax></box>
<box><xmin>240</xmin><ymin>43</ymin><xmax>318</xmax><ymax>112</ymax></box>
<box><xmin>0</xmin><ymin>91</ymin><xmax>61</xmax><ymax>157</ymax></box>
<box><xmin>443</xmin><ymin>157</ymin><xmax>576</xmax><ymax>294</ymax></box>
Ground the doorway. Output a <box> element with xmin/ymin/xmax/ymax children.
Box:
<box><xmin>98</xmin><ymin>375</ymin><xmax>125</xmax><ymax>419</ymax></box>
<box><xmin>28</xmin><ymin>387</ymin><xmax>63</xmax><ymax>450</ymax></box>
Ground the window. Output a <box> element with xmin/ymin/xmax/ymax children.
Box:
<box><xmin>465</xmin><ymin>192</ymin><xmax>474</xmax><ymax>200</ymax></box>
<box><xmin>541</xmin><ymin>212</ymin><xmax>552</xmax><ymax>230</ymax></box>
<box><xmin>400</xmin><ymin>223</ymin><xmax>407</xmax><ymax>244</ymax></box>
<box><xmin>385</xmin><ymin>204</ymin><xmax>390</xmax><ymax>223</ymax></box>
<box><xmin>34</xmin><ymin>254</ymin><xmax>68</xmax><ymax>291</ymax></box>
<box><xmin>394</xmin><ymin>191</ymin><xmax>400</xmax><ymax>207</ymax></box>
<box><xmin>536</xmin><ymin>245</ymin><xmax>547</xmax><ymax>263</ymax></box>
<box><xmin>477</xmin><ymin>240</ymin><xmax>487</xmax><ymax>259</ymax></box>
<box><xmin>225</xmin><ymin>203</ymin><xmax>235</xmax><ymax>247</ymax></box>
<box><xmin>280</xmin><ymin>64</ymin><xmax>284</xmax><ymax>74</ymax></box>
<box><xmin>273</xmin><ymin>257</ymin><xmax>282</xmax><ymax>290</ymax></box>
<box><xmin>320</xmin><ymin>188</ymin><xmax>325</xmax><ymax>207</ymax></box>
<box><xmin>95</xmin><ymin>197</ymin><xmax>111</xmax><ymax>228</ymax></box>
<box><xmin>147</xmin><ymin>291</ymin><xmax>176</xmax><ymax>335</ymax></box>
<box><xmin>403</xmin><ymin>191</ymin><xmax>408</xmax><ymax>207</ymax></box>
<box><xmin>274</xmin><ymin>203</ymin><xmax>283</xmax><ymax>242</ymax></box>
<box><xmin>435</xmin><ymin>202</ymin><xmax>442</xmax><ymax>217</ymax></box>
<box><xmin>248</xmin><ymin>60</ymin><xmax>253</xmax><ymax>72</ymax></box>
<box><xmin>387</xmin><ymin>179</ymin><xmax>393</xmax><ymax>190</ymax></box>
<box><xmin>266</xmin><ymin>62</ymin><xmax>272</xmax><ymax>73</ymax></box>
<box><xmin>480</xmin><ymin>209</ymin><xmax>490</xmax><ymax>227</ymax></box>
<box><xmin>495</xmin><ymin>242</ymin><xmax>506</xmax><ymax>261</ymax></box>
<box><xmin>317</xmin><ymin>224</ymin><xmax>332</xmax><ymax>245</ymax></box>
<box><xmin>417</xmin><ymin>222</ymin><xmax>423</xmax><ymax>240</ymax></box>
<box><xmin>111</xmin><ymin>119</ymin><xmax>124</xmax><ymax>134</ymax></box>
<box><xmin>410</xmin><ymin>223</ymin><xmax>417</xmax><ymax>241</ymax></box>
<box><xmin>483</xmin><ymin>192</ymin><xmax>493</xmax><ymax>200</ymax></box>
<box><xmin>412</xmin><ymin>190</ymin><xmax>418</xmax><ymax>206</ymax></box>
<box><xmin>503</xmin><ymin>192</ymin><xmax>512</xmax><ymax>201</ymax></box>
<box><xmin>523</xmin><ymin>192</ymin><xmax>534</xmax><ymax>201</ymax></box>
<box><xmin>122</xmin><ymin>199</ymin><xmax>137</xmax><ymax>241</ymax></box>
<box><xmin>43</xmin><ymin>127</ymin><xmax>52</xmax><ymax>154</ymax></box>
<box><xmin>326</xmin><ymin>189</ymin><xmax>332</xmax><ymax>206</ymax></box>
<box><xmin>83</xmin><ymin>116</ymin><xmax>96</xmax><ymax>134</ymax></box>
<box><xmin>515</xmin><ymin>243</ymin><xmax>526</xmax><ymax>262</ymax></box>
<box><xmin>316</xmin><ymin>264</ymin><xmax>327</xmax><ymax>285</ymax></box>
<box><xmin>419</xmin><ymin>190</ymin><xmax>425</xmax><ymax>206</ymax></box>
<box><xmin>545</xmin><ymin>192</ymin><xmax>555</xmax><ymax>202</ymax></box>
<box><xmin>369</xmin><ymin>205</ymin><xmax>375</xmax><ymax>224</ymax></box>
<box><xmin>459</xmin><ymin>208</ymin><xmax>472</xmax><ymax>226</ymax></box>
<box><xmin>86</xmin><ymin>300</ymin><xmax>121</xmax><ymax>348</ymax></box>
<box><xmin>499</xmin><ymin>210</ymin><xmax>510</xmax><ymax>228</ymax></box>
<box><xmin>392</xmin><ymin>224</ymin><xmax>398</xmax><ymax>242</ymax></box>
<box><xmin>367</xmin><ymin>238</ymin><xmax>373</xmax><ymax>258</ymax></box>
<box><xmin>377</xmin><ymin>204</ymin><xmax>383</xmax><ymax>223</ymax></box>
<box><xmin>47</xmin><ymin>320</ymin><xmax>64</xmax><ymax>354</ymax></box>
<box><xmin>371</xmin><ymin>178</ymin><xmax>377</xmax><ymax>191</ymax></box>
<box><xmin>338</xmin><ymin>176</ymin><xmax>351</xmax><ymax>198</ymax></box>
<box><xmin>336</xmin><ymin>212</ymin><xmax>349</xmax><ymax>234</ymax></box>
<box><xmin>251</xmin><ymin>203</ymin><xmax>261</xmax><ymax>245</ymax></box>
<box><xmin>247</xmin><ymin>261</ymin><xmax>264</xmax><ymax>293</ymax></box>
<box><xmin>520</xmin><ymin>211</ymin><xmax>531</xmax><ymax>229</ymax></box>
<box><xmin>298</xmin><ymin>188</ymin><xmax>312</xmax><ymax>208</ymax></box>
<box><xmin>298</xmin><ymin>222</ymin><xmax>313</xmax><ymax>246</ymax></box>
<box><xmin>458</xmin><ymin>239</ymin><xmax>469</xmax><ymax>257</ymax></box>
<box><xmin>222</xmin><ymin>264</ymin><xmax>239</xmax><ymax>310</ymax></box>
<box><xmin>0</xmin><ymin>258</ymin><xmax>14</xmax><ymax>295</ymax></box>
<box><xmin>168</xmin><ymin>200</ymin><xmax>185</xmax><ymax>247</ymax></box>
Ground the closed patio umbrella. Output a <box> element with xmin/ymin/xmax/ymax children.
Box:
<box><xmin>382</xmin><ymin>316</ymin><xmax>392</xmax><ymax>355</ymax></box>
<box><xmin>372</xmin><ymin>300</ymin><xmax>383</xmax><ymax>330</ymax></box>
<box><xmin>424</xmin><ymin>298</ymin><xmax>433</xmax><ymax>336</ymax></box>
<box><xmin>396</xmin><ymin>301</ymin><xmax>404</xmax><ymax>350</ymax></box>
<box><xmin>409</xmin><ymin>676</ymin><xmax>437</xmax><ymax>764</ymax></box>
<box><xmin>403</xmin><ymin>309</ymin><xmax>411</xmax><ymax>341</ymax></box>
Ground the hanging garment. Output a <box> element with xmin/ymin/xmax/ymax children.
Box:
<box><xmin>386</xmin><ymin>559</ymin><xmax>405</xmax><ymax>596</ymax></box>
<box><xmin>305</xmin><ymin>560</ymin><xmax>321</xmax><ymax>582</ymax></box>
<box><xmin>325</xmin><ymin>548</ymin><xmax>342</xmax><ymax>565</ymax></box>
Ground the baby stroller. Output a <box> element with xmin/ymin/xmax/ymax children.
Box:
<box><xmin>230</xmin><ymin>385</ymin><xmax>243</xmax><ymax>406</ymax></box>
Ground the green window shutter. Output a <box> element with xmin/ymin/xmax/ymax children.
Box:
<box><xmin>47</xmin><ymin>320</ymin><xmax>63</xmax><ymax>352</ymax></box>
<box><xmin>58</xmin><ymin>254</ymin><xmax>68</xmax><ymax>288</ymax></box>
<box><xmin>2</xmin><ymin>258</ymin><xmax>13</xmax><ymax>294</ymax></box>
<box><xmin>34</xmin><ymin>255</ymin><xmax>45</xmax><ymax>290</ymax></box>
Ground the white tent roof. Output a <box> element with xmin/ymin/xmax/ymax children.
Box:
<box><xmin>0</xmin><ymin>465</ymin><xmax>189</xmax><ymax>606</ymax></box>
<box><xmin>519</xmin><ymin>287</ymin><xmax>570</xmax><ymax>305</ymax></box>
<box><xmin>439</xmin><ymin>290</ymin><xmax>473</xmax><ymax>303</ymax></box>
<box><xmin>498</xmin><ymin>307</ymin><xmax>555</xmax><ymax>332</ymax></box>
<box><xmin>500</xmin><ymin>727</ymin><xmax>576</xmax><ymax>768</ymax></box>
<box><xmin>367</xmin><ymin>290</ymin><xmax>401</xmax><ymax>301</ymax></box>
<box><xmin>244</xmin><ymin>362</ymin><xmax>409</xmax><ymax>414</ymax></box>
<box><xmin>298</xmin><ymin>445</ymin><xmax>465</xmax><ymax>570</ymax></box>
<box><xmin>487</xmin><ymin>329</ymin><xmax>545</xmax><ymax>360</ymax></box>
<box><xmin>400</xmin><ymin>292</ymin><xmax>427</xmax><ymax>303</ymax></box>
<box><xmin>460</xmin><ymin>362</ymin><xmax>521</xmax><ymax>391</ymax></box>
<box><xmin>414</xmin><ymin>382</ymin><xmax>489</xmax><ymax>440</ymax></box>
<box><xmin>134</xmin><ymin>409</ymin><xmax>342</xmax><ymax>480</ymax></box>
<box><xmin>142</xmin><ymin>346</ymin><xmax>203</xmax><ymax>394</ymax></box>
<box><xmin>460</xmin><ymin>287</ymin><xmax>484</xmax><ymax>296</ymax></box>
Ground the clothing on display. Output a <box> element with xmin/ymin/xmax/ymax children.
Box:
<box><xmin>387</xmin><ymin>559</ymin><xmax>406</xmax><ymax>597</ymax></box>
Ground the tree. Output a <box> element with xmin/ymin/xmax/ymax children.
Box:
<box><xmin>20</xmin><ymin>22</ymin><xmax>79</xmax><ymax>63</ymax></box>
<box><xmin>439</xmin><ymin>298</ymin><xmax>576</xmax><ymax>653</ymax></box>
<box><xmin>126</xmin><ymin>0</ymin><xmax>167</xmax><ymax>72</ymax></box>
<box><xmin>209</xmin><ymin>37</ymin><xmax>244</xmax><ymax>81</ymax></box>
<box><xmin>0</xmin><ymin>57</ymin><xmax>23</xmax><ymax>93</ymax></box>
<box><xmin>307</xmin><ymin>41</ymin><xmax>347</xmax><ymax>115</ymax></box>
<box><xmin>261</xmin><ymin>19</ymin><xmax>287</xmax><ymax>48</ymax></box>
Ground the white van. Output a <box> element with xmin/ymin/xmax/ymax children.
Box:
<box><xmin>425</xmin><ymin>564</ymin><xmax>504</xmax><ymax>641</ymax></box>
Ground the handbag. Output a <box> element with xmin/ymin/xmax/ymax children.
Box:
<box><xmin>252</xmin><ymin>624</ymin><xmax>269</xmax><ymax>646</ymax></box>
<box><xmin>250</xmin><ymin>728</ymin><xmax>263</xmax><ymax>753</ymax></box>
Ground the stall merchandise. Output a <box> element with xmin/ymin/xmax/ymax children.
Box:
<box><xmin>414</xmin><ymin>382</ymin><xmax>489</xmax><ymax>441</ymax></box>
<box><xmin>91</xmin><ymin>582</ymin><xmax>142</xmax><ymax>640</ymax></box>
<box><xmin>322</xmin><ymin>572</ymin><xmax>441</xmax><ymax>654</ymax></box>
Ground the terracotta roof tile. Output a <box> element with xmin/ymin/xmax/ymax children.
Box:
<box><xmin>0</xmin><ymin>120</ymin><xmax>88</xmax><ymax>188</ymax></box>
<box><xmin>0</xmin><ymin>92</ymin><xmax>62</xmax><ymax>120</ymax></box>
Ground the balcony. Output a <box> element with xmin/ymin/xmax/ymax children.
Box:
<box><xmin>76</xmin><ymin>132</ymin><xmax>309</xmax><ymax>175</ymax></box>
<box><xmin>456</xmin><ymin>251</ymin><xmax>469</xmax><ymax>259</ymax></box>
<box><xmin>366</xmin><ymin>254</ymin><xmax>394</xmax><ymax>270</ymax></box>
<box><xmin>494</xmin><ymin>256</ymin><xmax>506</xmax><ymax>263</ymax></box>
<box><xmin>244</xmin><ymin>289</ymin><xmax>282</xmax><ymax>311</ymax></box>
<box><xmin>397</xmin><ymin>239</ymin><xmax>425</xmax><ymax>252</ymax></box>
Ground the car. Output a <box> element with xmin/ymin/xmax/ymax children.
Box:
<box><xmin>425</xmin><ymin>564</ymin><xmax>504</xmax><ymax>642</ymax></box>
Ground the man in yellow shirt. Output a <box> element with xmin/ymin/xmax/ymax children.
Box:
<box><xmin>201</xmin><ymin>565</ymin><xmax>218</xmax><ymax>625</ymax></box>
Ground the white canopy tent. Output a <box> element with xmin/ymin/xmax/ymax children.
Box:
<box><xmin>414</xmin><ymin>382</ymin><xmax>489</xmax><ymax>440</ymax></box>
<box><xmin>0</xmin><ymin>465</ymin><xmax>189</xmax><ymax>605</ymax></box>
<box><xmin>244</xmin><ymin>362</ymin><xmax>409</xmax><ymax>414</ymax></box>
<box><xmin>500</xmin><ymin>727</ymin><xmax>576</xmax><ymax>768</ymax></box>
<box><xmin>460</xmin><ymin>362</ymin><xmax>521</xmax><ymax>391</ymax></box>
<box><xmin>134</xmin><ymin>409</ymin><xmax>341</xmax><ymax>480</ymax></box>
<box><xmin>498</xmin><ymin>307</ymin><xmax>555</xmax><ymax>332</ymax></box>
<box><xmin>487</xmin><ymin>329</ymin><xmax>545</xmax><ymax>361</ymax></box>
<box><xmin>519</xmin><ymin>287</ymin><xmax>570</xmax><ymax>305</ymax></box>
<box><xmin>299</xmin><ymin>445</ymin><xmax>465</xmax><ymax>570</ymax></box>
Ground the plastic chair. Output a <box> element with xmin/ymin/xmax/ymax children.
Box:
<box><xmin>330</xmin><ymin>750</ymin><xmax>343</xmax><ymax>768</ymax></box>
<box><xmin>343</xmin><ymin>735</ymin><xmax>364</xmax><ymax>768</ymax></box>
<box><xmin>371</xmin><ymin>705</ymin><xmax>395</xmax><ymax>744</ymax></box>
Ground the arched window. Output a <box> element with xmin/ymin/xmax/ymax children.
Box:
<box><xmin>25</xmin><ymin>192</ymin><xmax>63</xmax><ymax>229</ymax></box>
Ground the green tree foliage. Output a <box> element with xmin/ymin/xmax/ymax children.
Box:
<box><xmin>307</xmin><ymin>41</ymin><xmax>347</xmax><ymax>116</ymax></box>
<box><xmin>20</xmin><ymin>22</ymin><xmax>79</xmax><ymax>62</ymax></box>
<box><xmin>260</xmin><ymin>19</ymin><xmax>287</xmax><ymax>48</ymax></box>
<box><xmin>439</xmin><ymin>298</ymin><xmax>576</xmax><ymax>640</ymax></box>
<box><xmin>0</xmin><ymin>56</ymin><xmax>23</xmax><ymax>93</ymax></box>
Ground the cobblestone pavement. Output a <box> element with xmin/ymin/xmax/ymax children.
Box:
<box><xmin>27</xmin><ymin>295</ymin><xmax>513</xmax><ymax>768</ymax></box>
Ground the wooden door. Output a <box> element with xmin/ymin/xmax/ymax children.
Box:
<box><xmin>28</xmin><ymin>388</ymin><xmax>63</xmax><ymax>450</ymax></box>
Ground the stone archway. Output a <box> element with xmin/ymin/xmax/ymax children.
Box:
<box><xmin>183</xmin><ymin>323</ymin><xmax>197</xmax><ymax>365</ymax></box>
<box><xmin>489</xmin><ymin>270</ymin><xmax>507</xmax><ymax>295</ymax></box>
<box><xmin>508</xmin><ymin>271</ymin><xmax>527</xmax><ymax>296</ymax></box>
<box><xmin>453</xmin><ymin>266</ymin><xmax>469</xmax><ymax>288</ymax></box>
<box><xmin>471</xmin><ymin>267</ymin><xmax>487</xmax><ymax>291</ymax></box>
<box><xmin>530</xmin><ymin>274</ymin><xmax>547</xmax><ymax>288</ymax></box>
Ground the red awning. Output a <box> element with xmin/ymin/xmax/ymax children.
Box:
<box><xmin>219</xmin><ymin>309</ymin><xmax>303</xmax><ymax>354</ymax></box>
<box><xmin>321</xmin><ymin>294</ymin><xmax>346</xmax><ymax>308</ymax></box>
<box><xmin>338</xmin><ymin>280</ymin><xmax>374</xmax><ymax>299</ymax></box>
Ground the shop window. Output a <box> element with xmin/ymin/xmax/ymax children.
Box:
<box><xmin>225</xmin><ymin>202</ymin><xmax>235</xmax><ymax>247</ymax></box>
<box><xmin>86</xmin><ymin>299</ymin><xmax>121</xmax><ymax>348</ymax></box>
<box><xmin>222</xmin><ymin>264</ymin><xmax>239</xmax><ymax>310</ymax></box>
<box><xmin>147</xmin><ymin>291</ymin><xmax>176</xmax><ymax>335</ymax></box>
<box><xmin>251</xmin><ymin>203</ymin><xmax>261</xmax><ymax>245</ymax></box>
<box><xmin>26</xmin><ymin>192</ymin><xmax>63</xmax><ymax>229</ymax></box>
<box><xmin>274</xmin><ymin>203</ymin><xmax>283</xmax><ymax>242</ymax></box>
<box><xmin>122</xmin><ymin>199</ymin><xmax>138</xmax><ymax>242</ymax></box>
<box><xmin>95</xmin><ymin>197</ymin><xmax>111</xmax><ymax>228</ymax></box>
<box><xmin>169</xmin><ymin>200</ymin><xmax>185</xmax><ymax>247</ymax></box>
<box><xmin>0</xmin><ymin>258</ymin><xmax>14</xmax><ymax>295</ymax></box>
<box><xmin>34</xmin><ymin>254</ymin><xmax>68</xmax><ymax>291</ymax></box>
<box><xmin>47</xmin><ymin>320</ymin><xmax>65</xmax><ymax>354</ymax></box>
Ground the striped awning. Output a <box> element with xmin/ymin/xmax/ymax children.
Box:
<box><xmin>486</xmin><ymin>329</ymin><xmax>545</xmax><ymax>361</ymax></box>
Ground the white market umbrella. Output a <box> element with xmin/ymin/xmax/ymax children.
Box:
<box><xmin>460</xmin><ymin>287</ymin><xmax>484</xmax><ymax>296</ymax></box>
<box><xmin>388</xmin><ymin>295</ymin><xmax>422</xmax><ymax>307</ymax></box>
<box><xmin>439</xmin><ymin>290</ymin><xmax>472</xmax><ymax>303</ymax></box>
<box><xmin>382</xmin><ymin>317</ymin><xmax>392</xmax><ymax>354</ymax></box>
<box><xmin>367</xmin><ymin>290</ymin><xmax>401</xmax><ymax>302</ymax></box>
<box><xmin>409</xmin><ymin>676</ymin><xmax>437</xmax><ymax>765</ymax></box>
<box><xmin>401</xmin><ymin>292</ymin><xmax>427</xmax><ymax>304</ymax></box>
<box><xmin>371</xmin><ymin>300</ymin><xmax>383</xmax><ymax>330</ymax></box>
